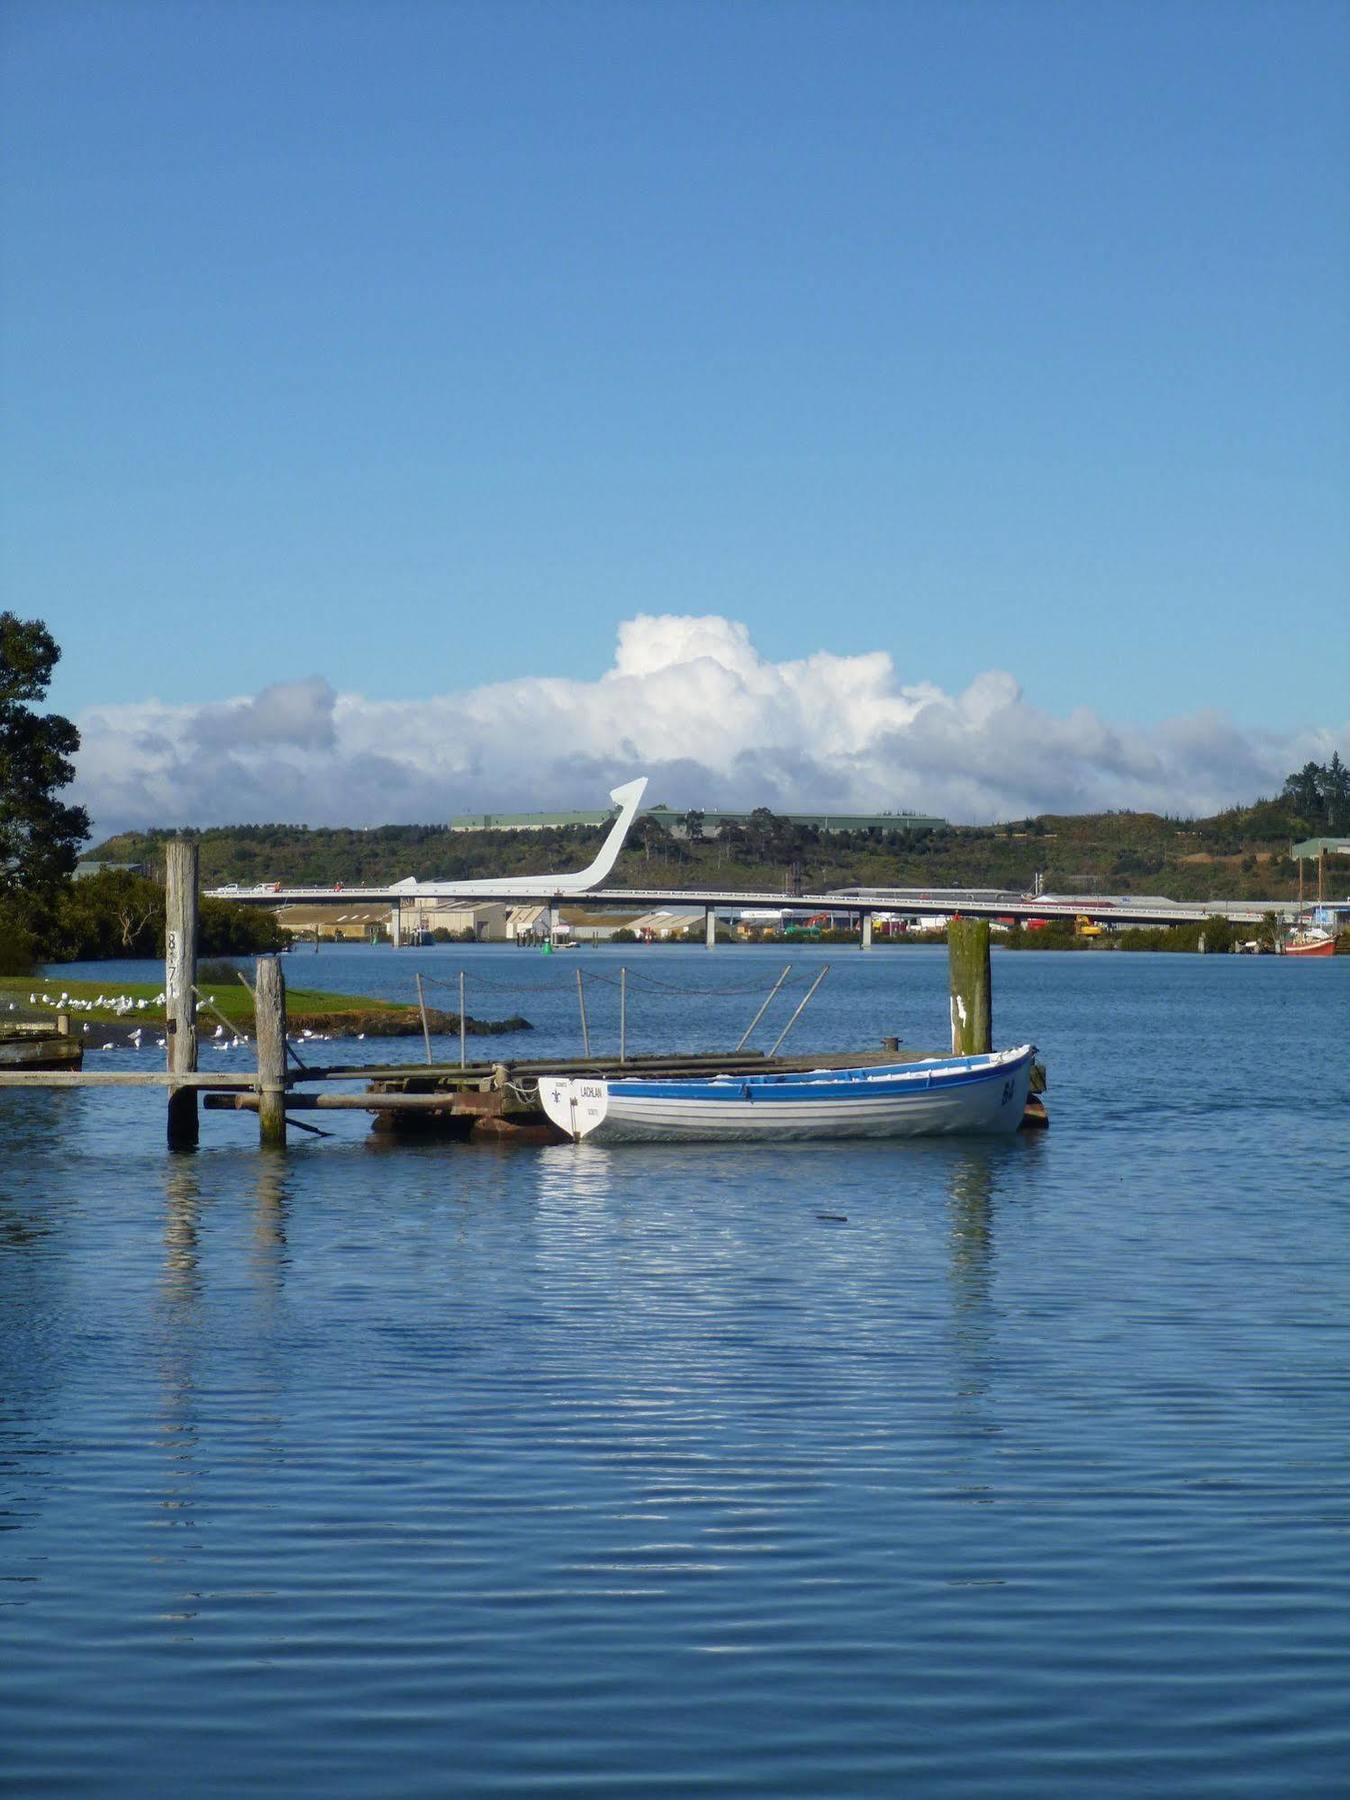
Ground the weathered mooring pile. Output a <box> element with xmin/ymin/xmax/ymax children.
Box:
<box><xmin>0</xmin><ymin>838</ymin><xmax>1045</xmax><ymax>1148</ymax></box>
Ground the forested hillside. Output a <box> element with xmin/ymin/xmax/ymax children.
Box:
<box><xmin>89</xmin><ymin>759</ymin><xmax>1349</xmax><ymax>904</ymax></box>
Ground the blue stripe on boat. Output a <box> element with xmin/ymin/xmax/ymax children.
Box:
<box><xmin>611</xmin><ymin>1047</ymin><xmax>1033</xmax><ymax>1104</ymax></box>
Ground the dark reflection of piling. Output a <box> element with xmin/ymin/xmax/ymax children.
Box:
<box><xmin>250</xmin><ymin>1152</ymin><xmax>290</xmax><ymax>1304</ymax></box>
<box><xmin>946</xmin><ymin>1146</ymin><xmax>999</xmax><ymax>1424</ymax></box>
<box><xmin>246</xmin><ymin>1157</ymin><xmax>289</xmax><ymax>1514</ymax></box>
<box><xmin>157</xmin><ymin>1161</ymin><xmax>203</xmax><ymax>1627</ymax></box>
<box><xmin>161</xmin><ymin>1160</ymin><xmax>202</xmax><ymax>1310</ymax></box>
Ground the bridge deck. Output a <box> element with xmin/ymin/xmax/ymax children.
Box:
<box><xmin>208</xmin><ymin>882</ymin><xmax>1287</xmax><ymax>928</ymax></box>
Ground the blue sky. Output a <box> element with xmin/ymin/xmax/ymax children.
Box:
<box><xmin>2</xmin><ymin>0</ymin><xmax>1347</xmax><ymax>827</ymax></box>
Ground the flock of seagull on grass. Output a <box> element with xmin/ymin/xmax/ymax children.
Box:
<box><xmin>8</xmin><ymin>992</ymin><xmax>362</xmax><ymax>1052</ymax></box>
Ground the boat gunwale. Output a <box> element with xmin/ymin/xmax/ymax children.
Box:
<box><xmin>603</xmin><ymin>1043</ymin><xmax>1036</xmax><ymax>1104</ymax></box>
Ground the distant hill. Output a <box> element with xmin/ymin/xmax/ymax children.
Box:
<box><xmin>88</xmin><ymin>793</ymin><xmax>1331</xmax><ymax>903</ymax></box>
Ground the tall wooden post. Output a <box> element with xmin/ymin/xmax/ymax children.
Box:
<box><xmin>861</xmin><ymin>912</ymin><xmax>873</xmax><ymax>950</ymax></box>
<box><xmin>254</xmin><ymin>956</ymin><xmax>288</xmax><ymax>1148</ymax></box>
<box><xmin>948</xmin><ymin>918</ymin><xmax>992</xmax><ymax>1056</ymax></box>
<box><xmin>165</xmin><ymin>837</ymin><xmax>199</xmax><ymax>1149</ymax></box>
<box><xmin>575</xmin><ymin>967</ymin><xmax>591</xmax><ymax>1056</ymax></box>
<box><xmin>705</xmin><ymin>908</ymin><xmax>716</xmax><ymax>948</ymax></box>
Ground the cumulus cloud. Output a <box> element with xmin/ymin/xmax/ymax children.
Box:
<box><xmin>72</xmin><ymin>614</ymin><xmax>1346</xmax><ymax>837</ymax></box>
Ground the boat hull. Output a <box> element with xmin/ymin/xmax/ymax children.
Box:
<box><xmin>539</xmin><ymin>1045</ymin><xmax>1036</xmax><ymax>1144</ymax></box>
<box><xmin>1283</xmin><ymin>935</ymin><xmax>1335</xmax><ymax>957</ymax></box>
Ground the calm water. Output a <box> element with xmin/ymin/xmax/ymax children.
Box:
<box><xmin>2</xmin><ymin>947</ymin><xmax>1348</xmax><ymax>1796</ymax></box>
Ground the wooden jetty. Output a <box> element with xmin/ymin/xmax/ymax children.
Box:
<box><xmin>0</xmin><ymin>843</ymin><xmax>1046</xmax><ymax>1145</ymax></box>
<box><xmin>0</xmin><ymin>1020</ymin><xmax>83</xmax><ymax>1073</ymax></box>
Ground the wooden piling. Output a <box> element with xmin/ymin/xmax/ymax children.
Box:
<box><xmin>165</xmin><ymin>836</ymin><xmax>199</xmax><ymax>1149</ymax></box>
<box><xmin>947</xmin><ymin>918</ymin><xmax>991</xmax><ymax>1056</ymax></box>
<box><xmin>254</xmin><ymin>956</ymin><xmax>288</xmax><ymax>1147</ymax></box>
<box><xmin>575</xmin><ymin>967</ymin><xmax>591</xmax><ymax>1056</ymax></box>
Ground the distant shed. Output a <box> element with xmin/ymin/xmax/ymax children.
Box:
<box><xmin>1291</xmin><ymin>837</ymin><xmax>1350</xmax><ymax>901</ymax></box>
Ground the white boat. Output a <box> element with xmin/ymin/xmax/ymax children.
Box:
<box><xmin>538</xmin><ymin>1044</ymin><xmax>1037</xmax><ymax>1144</ymax></box>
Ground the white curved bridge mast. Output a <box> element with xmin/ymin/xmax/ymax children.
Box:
<box><xmin>393</xmin><ymin>777</ymin><xmax>648</xmax><ymax>899</ymax></box>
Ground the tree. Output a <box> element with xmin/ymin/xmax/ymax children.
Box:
<box><xmin>1283</xmin><ymin>760</ymin><xmax>1325</xmax><ymax>826</ymax></box>
<box><xmin>1325</xmin><ymin>752</ymin><xmax>1349</xmax><ymax>831</ymax></box>
<box><xmin>747</xmin><ymin>806</ymin><xmax>781</xmax><ymax>858</ymax></box>
<box><xmin>0</xmin><ymin>615</ymin><xmax>89</xmax><ymax>908</ymax></box>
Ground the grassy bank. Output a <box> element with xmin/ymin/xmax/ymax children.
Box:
<box><xmin>0</xmin><ymin>975</ymin><xmax>532</xmax><ymax>1042</ymax></box>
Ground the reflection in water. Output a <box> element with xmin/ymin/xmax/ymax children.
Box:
<box><xmin>534</xmin><ymin>1141</ymin><xmax>626</xmax><ymax>1212</ymax></box>
<box><xmin>161</xmin><ymin>1161</ymin><xmax>203</xmax><ymax>1310</ymax></box>
<box><xmin>251</xmin><ymin>1152</ymin><xmax>290</xmax><ymax>1304</ymax></box>
<box><xmin>246</xmin><ymin>1156</ymin><xmax>291</xmax><ymax>1469</ymax></box>
<box><xmin>155</xmin><ymin>1157</ymin><xmax>292</xmax><ymax>1634</ymax></box>
<box><xmin>156</xmin><ymin>1162</ymin><xmax>203</xmax><ymax>1629</ymax></box>
<box><xmin>0</xmin><ymin>1105</ymin><xmax>71</xmax><ymax>1539</ymax></box>
<box><xmin>947</xmin><ymin>1146</ymin><xmax>997</xmax><ymax>1354</ymax></box>
<box><xmin>945</xmin><ymin>1146</ymin><xmax>1001</xmax><ymax>1488</ymax></box>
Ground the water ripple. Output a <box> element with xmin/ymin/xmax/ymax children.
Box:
<box><xmin>2</xmin><ymin>950</ymin><xmax>1348</xmax><ymax>1795</ymax></box>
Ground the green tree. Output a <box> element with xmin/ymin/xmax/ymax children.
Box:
<box><xmin>0</xmin><ymin>615</ymin><xmax>89</xmax><ymax>908</ymax></box>
<box><xmin>1325</xmin><ymin>752</ymin><xmax>1349</xmax><ymax>830</ymax></box>
<box><xmin>1283</xmin><ymin>760</ymin><xmax>1325</xmax><ymax>826</ymax></box>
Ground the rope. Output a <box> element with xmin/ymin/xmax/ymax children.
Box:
<box><xmin>191</xmin><ymin>985</ymin><xmax>251</xmax><ymax>1045</ymax></box>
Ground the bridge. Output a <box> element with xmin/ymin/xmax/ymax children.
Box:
<box><xmin>207</xmin><ymin>879</ymin><xmax>1294</xmax><ymax>943</ymax></box>
<box><xmin>202</xmin><ymin>775</ymin><xmax>1301</xmax><ymax>943</ymax></box>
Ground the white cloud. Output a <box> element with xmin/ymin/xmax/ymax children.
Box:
<box><xmin>72</xmin><ymin>614</ymin><xmax>1347</xmax><ymax>837</ymax></box>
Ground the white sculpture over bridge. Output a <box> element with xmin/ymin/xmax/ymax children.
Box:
<box><xmin>390</xmin><ymin>777</ymin><xmax>649</xmax><ymax>899</ymax></box>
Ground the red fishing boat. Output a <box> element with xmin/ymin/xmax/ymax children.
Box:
<box><xmin>1283</xmin><ymin>922</ymin><xmax>1336</xmax><ymax>957</ymax></box>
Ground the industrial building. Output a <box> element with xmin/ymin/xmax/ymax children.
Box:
<box><xmin>446</xmin><ymin>805</ymin><xmax>945</xmax><ymax>837</ymax></box>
